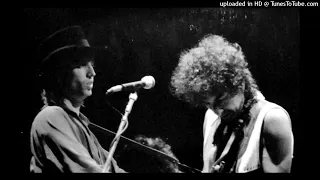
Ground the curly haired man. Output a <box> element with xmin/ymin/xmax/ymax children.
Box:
<box><xmin>170</xmin><ymin>34</ymin><xmax>294</xmax><ymax>173</ymax></box>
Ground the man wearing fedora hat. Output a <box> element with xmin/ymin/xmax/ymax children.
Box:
<box><xmin>29</xmin><ymin>25</ymin><xmax>126</xmax><ymax>173</ymax></box>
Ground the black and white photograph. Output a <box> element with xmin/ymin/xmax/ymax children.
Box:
<box><xmin>20</xmin><ymin>7</ymin><xmax>301</xmax><ymax>173</ymax></box>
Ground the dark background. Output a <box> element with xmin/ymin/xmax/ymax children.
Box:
<box><xmin>20</xmin><ymin>8</ymin><xmax>300</xmax><ymax>173</ymax></box>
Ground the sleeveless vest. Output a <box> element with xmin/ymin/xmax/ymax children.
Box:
<box><xmin>202</xmin><ymin>92</ymin><xmax>293</xmax><ymax>173</ymax></box>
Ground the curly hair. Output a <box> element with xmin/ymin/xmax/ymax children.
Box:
<box><xmin>134</xmin><ymin>135</ymin><xmax>182</xmax><ymax>173</ymax></box>
<box><xmin>170</xmin><ymin>34</ymin><xmax>258</xmax><ymax>108</ymax></box>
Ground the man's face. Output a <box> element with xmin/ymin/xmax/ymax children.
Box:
<box><xmin>203</xmin><ymin>91</ymin><xmax>245</xmax><ymax>123</ymax></box>
<box><xmin>66</xmin><ymin>60</ymin><xmax>96</xmax><ymax>101</ymax></box>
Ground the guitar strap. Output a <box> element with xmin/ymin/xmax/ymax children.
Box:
<box><xmin>211</xmin><ymin>122</ymin><xmax>243</xmax><ymax>173</ymax></box>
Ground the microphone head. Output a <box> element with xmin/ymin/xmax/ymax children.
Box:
<box><xmin>141</xmin><ymin>76</ymin><xmax>155</xmax><ymax>89</ymax></box>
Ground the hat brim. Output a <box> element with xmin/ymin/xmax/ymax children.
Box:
<box><xmin>38</xmin><ymin>45</ymin><xmax>108</xmax><ymax>75</ymax></box>
<box><xmin>39</xmin><ymin>46</ymin><xmax>100</xmax><ymax>76</ymax></box>
<box><xmin>41</xmin><ymin>46</ymin><xmax>95</xmax><ymax>63</ymax></box>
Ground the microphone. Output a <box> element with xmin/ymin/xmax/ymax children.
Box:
<box><xmin>106</xmin><ymin>76</ymin><xmax>155</xmax><ymax>95</ymax></box>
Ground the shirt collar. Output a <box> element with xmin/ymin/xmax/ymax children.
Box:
<box><xmin>60</xmin><ymin>99</ymin><xmax>90</xmax><ymax>125</ymax></box>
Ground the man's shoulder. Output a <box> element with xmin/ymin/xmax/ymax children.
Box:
<box><xmin>37</xmin><ymin>105</ymin><xmax>65</xmax><ymax>117</ymax></box>
<box><xmin>31</xmin><ymin>105</ymin><xmax>73</xmax><ymax>133</ymax></box>
<box><xmin>255</xmin><ymin>99</ymin><xmax>286</xmax><ymax>114</ymax></box>
<box><xmin>33</xmin><ymin>106</ymin><xmax>66</xmax><ymax>125</ymax></box>
<box><xmin>264</xmin><ymin>107</ymin><xmax>291</xmax><ymax>127</ymax></box>
<box><xmin>259</xmin><ymin>100</ymin><xmax>292</xmax><ymax>136</ymax></box>
<box><xmin>259</xmin><ymin>100</ymin><xmax>289</xmax><ymax>118</ymax></box>
<box><xmin>251</xmin><ymin>99</ymin><xmax>290</xmax><ymax>129</ymax></box>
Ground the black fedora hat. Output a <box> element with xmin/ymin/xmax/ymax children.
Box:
<box><xmin>37</xmin><ymin>25</ymin><xmax>96</xmax><ymax>73</ymax></box>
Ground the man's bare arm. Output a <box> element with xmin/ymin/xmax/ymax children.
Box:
<box><xmin>262</xmin><ymin>108</ymin><xmax>294</xmax><ymax>173</ymax></box>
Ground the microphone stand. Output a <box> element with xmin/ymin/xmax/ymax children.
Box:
<box><xmin>103</xmin><ymin>91</ymin><xmax>138</xmax><ymax>172</ymax></box>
